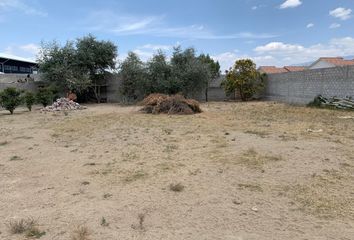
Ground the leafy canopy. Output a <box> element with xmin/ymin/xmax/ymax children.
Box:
<box><xmin>38</xmin><ymin>34</ymin><xmax>118</xmax><ymax>94</ymax></box>
<box><xmin>119</xmin><ymin>47</ymin><xmax>218</xmax><ymax>101</ymax></box>
<box><xmin>222</xmin><ymin>59</ymin><xmax>264</xmax><ymax>101</ymax></box>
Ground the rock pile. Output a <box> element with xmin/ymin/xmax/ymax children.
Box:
<box><xmin>41</xmin><ymin>98</ymin><xmax>86</xmax><ymax>112</ymax></box>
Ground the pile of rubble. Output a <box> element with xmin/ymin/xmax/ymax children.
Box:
<box><xmin>41</xmin><ymin>98</ymin><xmax>86</xmax><ymax>112</ymax></box>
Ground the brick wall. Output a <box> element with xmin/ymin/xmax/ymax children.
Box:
<box><xmin>264</xmin><ymin>66</ymin><xmax>354</xmax><ymax>104</ymax></box>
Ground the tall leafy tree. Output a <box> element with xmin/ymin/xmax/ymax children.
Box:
<box><xmin>145</xmin><ymin>50</ymin><xmax>172</xmax><ymax>94</ymax></box>
<box><xmin>198</xmin><ymin>54</ymin><xmax>220</xmax><ymax>101</ymax></box>
<box><xmin>76</xmin><ymin>35</ymin><xmax>117</xmax><ymax>102</ymax></box>
<box><xmin>170</xmin><ymin>47</ymin><xmax>210</xmax><ymax>97</ymax></box>
<box><xmin>119</xmin><ymin>52</ymin><xmax>146</xmax><ymax>101</ymax></box>
<box><xmin>37</xmin><ymin>35</ymin><xmax>118</xmax><ymax>102</ymax></box>
<box><xmin>222</xmin><ymin>59</ymin><xmax>264</xmax><ymax>101</ymax></box>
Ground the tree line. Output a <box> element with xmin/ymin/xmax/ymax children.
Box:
<box><xmin>33</xmin><ymin>34</ymin><xmax>264</xmax><ymax>103</ymax></box>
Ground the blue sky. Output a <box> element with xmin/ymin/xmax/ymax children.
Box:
<box><xmin>1</xmin><ymin>0</ymin><xmax>354</xmax><ymax>70</ymax></box>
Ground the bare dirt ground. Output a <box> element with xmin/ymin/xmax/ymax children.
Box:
<box><xmin>0</xmin><ymin>102</ymin><xmax>353</xmax><ymax>240</ymax></box>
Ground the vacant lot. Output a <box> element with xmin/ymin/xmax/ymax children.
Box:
<box><xmin>0</xmin><ymin>102</ymin><xmax>353</xmax><ymax>240</ymax></box>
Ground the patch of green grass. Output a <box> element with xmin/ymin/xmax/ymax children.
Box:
<box><xmin>0</xmin><ymin>141</ymin><xmax>9</xmax><ymax>146</ymax></box>
<box><xmin>244</xmin><ymin>130</ymin><xmax>269</xmax><ymax>138</ymax></box>
<box><xmin>14</xmin><ymin>136</ymin><xmax>33</xmax><ymax>140</ymax></box>
<box><xmin>238</xmin><ymin>183</ymin><xmax>263</xmax><ymax>192</ymax></box>
<box><xmin>163</xmin><ymin>144</ymin><xmax>178</xmax><ymax>153</ymax></box>
<box><xmin>100</xmin><ymin>217</ymin><xmax>109</xmax><ymax>227</ymax></box>
<box><xmin>237</xmin><ymin>148</ymin><xmax>282</xmax><ymax>169</ymax></box>
<box><xmin>25</xmin><ymin>226</ymin><xmax>46</xmax><ymax>239</ymax></box>
<box><xmin>103</xmin><ymin>193</ymin><xmax>112</xmax><ymax>199</ymax></box>
<box><xmin>51</xmin><ymin>133</ymin><xmax>60</xmax><ymax>138</ymax></box>
<box><xmin>283</xmin><ymin>171</ymin><xmax>353</xmax><ymax>219</ymax></box>
<box><xmin>9</xmin><ymin>156</ymin><xmax>22</xmax><ymax>161</ymax></box>
<box><xmin>123</xmin><ymin>170</ymin><xmax>148</xmax><ymax>183</ymax></box>
<box><xmin>6</xmin><ymin>218</ymin><xmax>44</xmax><ymax>238</ymax></box>
<box><xmin>169</xmin><ymin>183</ymin><xmax>185</xmax><ymax>192</ymax></box>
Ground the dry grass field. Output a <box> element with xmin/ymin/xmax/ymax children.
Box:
<box><xmin>0</xmin><ymin>102</ymin><xmax>353</xmax><ymax>240</ymax></box>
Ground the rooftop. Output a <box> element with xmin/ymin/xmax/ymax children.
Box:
<box><xmin>0</xmin><ymin>53</ymin><xmax>37</xmax><ymax>64</ymax></box>
<box><xmin>318</xmin><ymin>57</ymin><xmax>354</xmax><ymax>66</ymax></box>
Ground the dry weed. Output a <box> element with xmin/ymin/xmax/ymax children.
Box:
<box><xmin>71</xmin><ymin>225</ymin><xmax>91</xmax><ymax>240</ymax></box>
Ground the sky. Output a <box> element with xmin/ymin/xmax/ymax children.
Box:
<box><xmin>1</xmin><ymin>0</ymin><xmax>354</xmax><ymax>70</ymax></box>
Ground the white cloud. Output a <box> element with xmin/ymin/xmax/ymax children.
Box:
<box><xmin>19</xmin><ymin>43</ymin><xmax>40</xmax><ymax>55</ymax></box>
<box><xmin>329</xmin><ymin>23</ymin><xmax>341</xmax><ymax>29</ymax></box>
<box><xmin>0</xmin><ymin>0</ymin><xmax>47</xmax><ymax>16</ymax></box>
<box><xmin>86</xmin><ymin>11</ymin><xmax>277</xmax><ymax>40</ymax></box>
<box><xmin>138</xmin><ymin>44</ymin><xmax>173</xmax><ymax>51</ymax></box>
<box><xmin>1</xmin><ymin>43</ymin><xmax>40</xmax><ymax>61</ymax></box>
<box><xmin>211</xmin><ymin>51</ymin><xmax>275</xmax><ymax>71</ymax></box>
<box><xmin>254</xmin><ymin>42</ymin><xmax>304</xmax><ymax>54</ymax></box>
<box><xmin>279</xmin><ymin>0</ymin><xmax>302</xmax><ymax>9</ymax></box>
<box><xmin>212</xmin><ymin>37</ymin><xmax>354</xmax><ymax>69</ymax></box>
<box><xmin>330</xmin><ymin>7</ymin><xmax>352</xmax><ymax>20</ymax></box>
<box><xmin>306</xmin><ymin>23</ymin><xmax>314</xmax><ymax>28</ymax></box>
<box><xmin>252</xmin><ymin>37</ymin><xmax>354</xmax><ymax>65</ymax></box>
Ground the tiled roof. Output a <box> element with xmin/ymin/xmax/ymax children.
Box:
<box><xmin>319</xmin><ymin>57</ymin><xmax>354</xmax><ymax>66</ymax></box>
<box><xmin>258</xmin><ymin>66</ymin><xmax>288</xmax><ymax>74</ymax></box>
<box><xmin>284</xmin><ymin>66</ymin><xmax>306</xmax><ymax>72</ymax></box>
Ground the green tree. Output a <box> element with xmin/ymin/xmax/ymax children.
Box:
<box><xmin>38</xmin><ymin>41</ymin><xmax>79</xmax><ymax>91</ymax></box>
<box><xmin>222</xmin><ymin>59</ymin><xmax>264</xmax><ymax>101</ymax></box>
<box><xmin>198</xmin><ymin>54</ymin><xmax>220</xmax><ymax>101</ymax></box>
<box><xmin>37</xmin><ymin>35</ymin><xmax>118</xmax><ymax>102</ymax></box>
<box><xmin>145</xmin><ymin>50</ymin><xmax>172</xmax><ymax>94</ymax></box>
<box><xmin>0</xmin><ymin>87</ymin><xmax>22</xmax><ymax>114</ymax></box>
<box><xmin>24</xmin><ymin>91</ymin><xmax>36</xmax><ymax>111</ymax></box>
<box><xmin>119</xmin><ymin>52</ymin><xmax>146</xmax><ymax>101</ymax></box>
<box><xmin>36</xmin><ymin>87</ymin><xmax>54</xmax><ymax>107</ymax></box>
<box><xmin>170</xmin><ymin>47</ymin><xmax>210</xmax><ymax>97</ymax></box>
<box><xmin>76</xmin><ymin>34</ymin><xmax>118</xmax><ymax>102</ymax></box>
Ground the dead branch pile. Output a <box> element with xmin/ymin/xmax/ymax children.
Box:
<box><xmin>312</xmin><ymin>95</ymin><xmax>354</xmax><ymax>110</ymax></box>
<box><xmin>140</xmin><ymin>94</ymin><xmax>202</xmax><ymax>114</ymax></box>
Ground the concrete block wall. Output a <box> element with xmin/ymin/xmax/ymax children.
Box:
<box><xmin>265</xmin><ymin>66</ymin><xmax>354</xmax><ymax>104</ymax></box>
<box><xmin>0</xmin><ymin>74</ymin><xmax>41</xmax><ymax>92</ymax></box>
<box><xmin>0</xmin><ymin>74</ymin><xmax>40</xmax><ymax>84</ymax></box>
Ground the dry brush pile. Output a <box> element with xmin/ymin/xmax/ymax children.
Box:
<box><xmin>140</xmin><ymin>94</ymin><xmax>202</xmax><ymax>115</ymax></box>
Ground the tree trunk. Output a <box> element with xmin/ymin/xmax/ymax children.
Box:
<box><xmin>205</xmin><ymin>88</ymin><xmax>208</xmax><ymax>102</ymax></box>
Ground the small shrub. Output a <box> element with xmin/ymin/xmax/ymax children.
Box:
<box><xmin>6</xmin><ymin>218</ymin><xmax>36</xmax><ymax>234</ymax></box>
<box><xmin>71</xmin><ymin>225</ymin><xmax>91</xmax><ymax>240</ymax></box>
<box><xmin>0</xmin><ymin>141</ymin><xmax>9</xmax><ymax>146</ymax></box>
<box><xmin>100</xmin><ymin>217</ymin><xmax>109</xmax><ymax>227</ymax></box>
<box><xmin>9</xmin><ymin>155</ymin><xmax>22</xmax><ymax>161</ymax></box>
<box><xmin>36</xmin><ymin>87</ymin><xmax>53</xmax><ymax>107</ymax></box>
<box><xmin>131</xmin><ymin>213</ymin><xmax>146</xmax><ymax>230</ymax></box>
<box><xmin>25</xmin><ymin>226</ymin><xmax>46</xmax><ymax>238</ymax></box>
<box><xmin>169</xmin><ymin>183</ymin><xmax>185</xmax><ymax>192</ymax></box>
<box><xmin>24</xmin><ymin>91</ymin><xmax>36</xmax><ymax>111</ymax></box>
<box><xmin>0</xmin><ymin>87</ymin><xmax>23</xmax><ymax>114</ymax></box>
